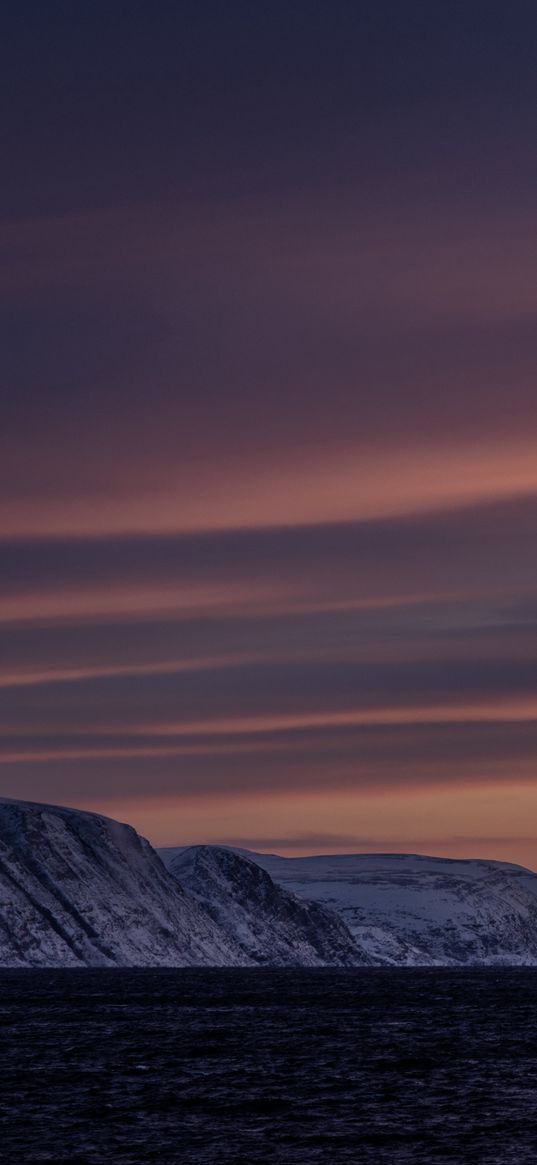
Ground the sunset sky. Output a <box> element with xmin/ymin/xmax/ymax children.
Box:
<box><xmin>3</xmin><ymin>2</ymin><xmax>537</xmax><ymax>866</ymax></box>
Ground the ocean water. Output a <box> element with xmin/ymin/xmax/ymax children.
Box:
<box><xmin>1</xmin><ymin>968</ymin><xmax>537</xmax><ymax>1163</ymax></box>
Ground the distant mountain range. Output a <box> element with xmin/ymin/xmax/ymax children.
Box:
<box><xmin>209</xmin><ymin>849</ymin><xmax>537</xmax><ymax>966</ymax></box>
<box><xmin>2</xmin><ymin>797</ymin><xmax>537</xmax><ymax>967</ymax></box>
<box><xmin>0</xmin><ymin>799</ymin><xmax>360</xmax><ymax>967</ymax></box>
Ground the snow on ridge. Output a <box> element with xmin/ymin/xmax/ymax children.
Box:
<box><xmin>0</xmin><ymin>801</ymin><xmax>366</xmax><ymax>969</ymax></box>
<box><xmin>160</xmin><ymin>844</ymin><xmax>537</xmax><ymax>966</ymax></box>
<box><xmin>235</xmin><ymin>849</ymin><xmax>537</xmax><ymax>965</ymax></box>
<box><xmin>5</xmin><ymin>796</ymin><xmax>537</xmax><ymax>970</ymax></box>
<box><xmin>166</xmin><ymin>845</ymin><xmax>370</xmax><ymax>967</ymax></box>
<box><xmin>0</xmin><ymin>799</ymin><xmax>249</xmax><ymax>968</ymax></box>
<box><xmin>160</xmin><ymin>844</ymin><xmax>536</xmax><ymax>879</ymax></box>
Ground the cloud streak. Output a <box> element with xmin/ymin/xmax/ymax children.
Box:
<box><xmin>4</xmin><ymin>2</ymin><xmax>537</xmax><ymax>862</ymax></box>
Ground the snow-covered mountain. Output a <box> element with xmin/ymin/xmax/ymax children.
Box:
<box><xmin>0</xmin><ymin>799</ymin><xmax>364</xmax><ymax>968</ymax></box>
<box><xmin>227</xmin><ymin>850</ymin><xmax>537</xmax><ymax>965</ymax></box>
<box><xmin>6</xmin><ymin>796</ymin><xmax>537</xmax><ymax>968</ymax></box>
<box><xmin>164</xmin><ymin>845</ymin><xmax>368</xmax><ymax>966</ymax></box>
<box><xmin>0</xmin><ymin>798</ymin><xmax>248</xmax><ymax>967</ymax></box>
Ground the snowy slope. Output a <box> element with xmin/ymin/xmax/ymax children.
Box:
<box><xmin>228</xmin><ymin>851</ymin><xmax>537</xmax><ymax>966</ymax></box>
<box><xmin>166</xmin><ymin>845</ymin><xmax>369</xmax><ymax>966</ymax></box>
<box><xmin>7</xmin><ymin>796</ymin><xmax>536</xmax><ymax>968</ymax></box>
<box><xmin>0</xmin><ymin>799</ymin><xmax>250</xmax><ymax>967</ymax></box>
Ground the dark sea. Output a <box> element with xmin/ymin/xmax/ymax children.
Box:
<box><xmin>1</xmin><ymin>968</ymin><xmax>537</xmax><ymax>1163</ymax></box>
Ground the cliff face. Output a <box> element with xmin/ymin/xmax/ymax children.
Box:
<box><xmin>165</xmin><ymin>845</ymin><xmax>369</xmax><ymax>966</ymax></box>
<box><xmin>0</xmin><ymin>799</ymin><xmax>248</xmax><ymax>967</ymax></box>
<box><xmin>5</xmin><ymin>797</ymin><xmax>537</xmax><ymax>969</ymax></box>
<box><xmin>235</xmin><ymin>850</ymin><xmax>537</xmax><ymax>965</ymax></box>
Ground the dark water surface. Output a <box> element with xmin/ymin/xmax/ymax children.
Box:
<box><xmin>1</xmin><ymin>968</ymin><xmax>537</xmax><ymax>1163</ymax></box>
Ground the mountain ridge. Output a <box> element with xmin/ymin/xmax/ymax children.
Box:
<box><xmin>0</xmin><ymin>799</ymin><xmax>248</xmax><ymax>967</ymax></box>
<box><xmin>159</xmin><ymin>845</ymin><xmax>537</xmax><ymax>965</ymax></box>
<box><xmin>3</xmin><ymin>796</ymin><xmax>537</xmax><ymax>967</ymax></box>
<box><xmin>166</xmin><ymin>844</ymin><xmax>368</xmax><ymax>966</ymax></box>
<box><xmin>0</xmin><ymin>799</ymin><xmax>365</xmax><ymax>967</ymax></box>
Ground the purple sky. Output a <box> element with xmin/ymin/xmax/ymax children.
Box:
<box><xmin>3</xmin><ymin>2</ymin><xmax>537</xmax><ymax>863</ymax></box>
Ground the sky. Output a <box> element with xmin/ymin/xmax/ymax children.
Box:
<box><xmin>2</xmin><ymin>1</ymin><xmax>537</xmax><ymax>866</ymax></box>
